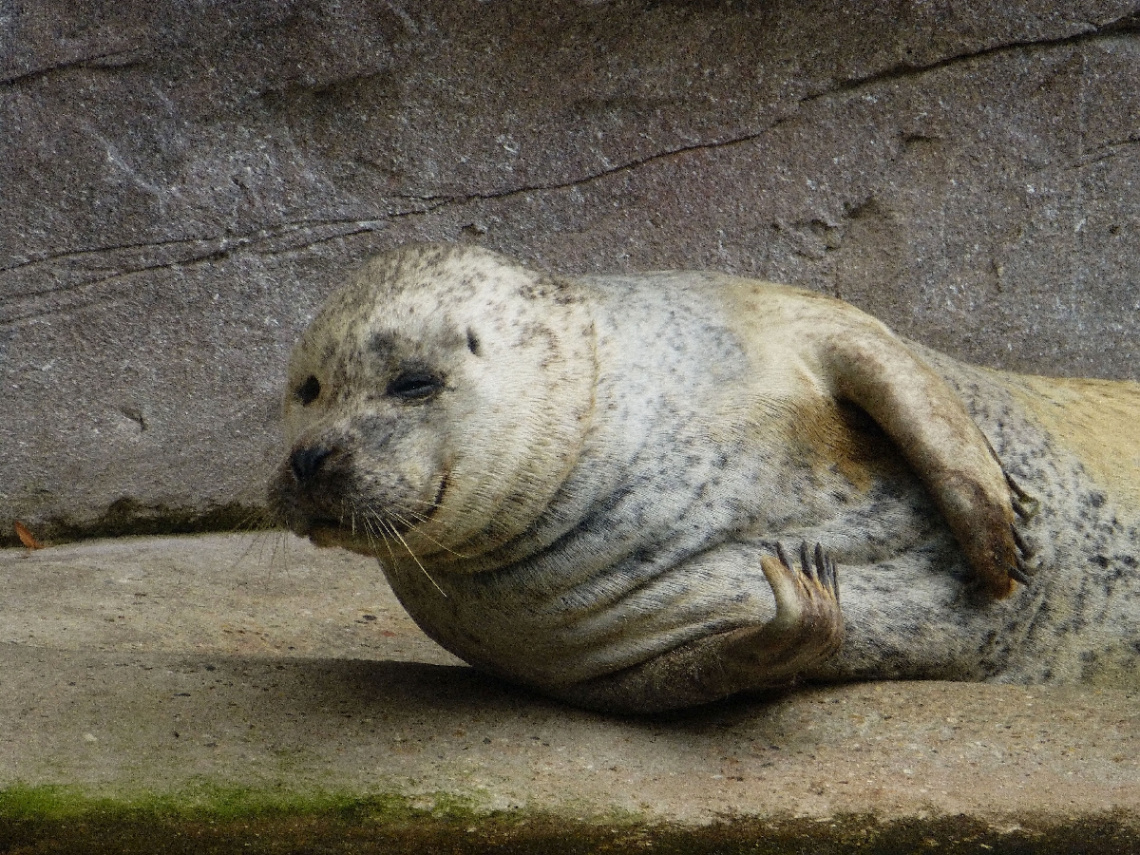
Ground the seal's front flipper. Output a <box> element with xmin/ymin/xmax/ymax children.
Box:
<box><xmin>719</xmin><ymin>542</ymin><xmax>845</xmax><ymax>680</ymax></box>
<box><xmin>815</xmin><ymin>325</ymin><xmax>1036</xmax><ymax>598</ymax></box>
<box><xmin>554</xmin><ymin>543</ymin><xmax>844</xmax><ymax>714</ymax></box>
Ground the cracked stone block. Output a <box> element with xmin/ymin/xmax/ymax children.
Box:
<box><xmin>1</xmin><ymin>1</ymin><xmax>1138</xmax><ymax>539</ymax></box>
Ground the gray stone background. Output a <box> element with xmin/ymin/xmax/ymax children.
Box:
<box><xmin>1</xmin><ymin>1</ymin><xmax>1138</xmax><ymax>544</ymax></box>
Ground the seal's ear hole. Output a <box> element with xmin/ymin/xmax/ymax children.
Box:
<box><xmin>296</xmin><ymin>375</ymin><xmax>321</xmax><ymax>406</ymax></box>
<box><xmin>387</xmin><ymin>370</ymin><xmax>445</xmax><ymax>402</ymax></box>
<box><xmin>466</xmin><ymin>328</ymin><xmax>481</xmax><ymax>356</ymax></box>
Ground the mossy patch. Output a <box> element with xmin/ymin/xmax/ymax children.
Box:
<box><xmin>1</xmin><ymin>784</ymin><xmax>1138</xmax><ymax>854</ymax></box>
<box><xmin>0</xmin><ymin>781</ymin><xmax>372</xmax><ymax>824</ymax></box>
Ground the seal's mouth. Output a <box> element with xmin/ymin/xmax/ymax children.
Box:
<box><xmin>430</xmin><ymin>470</ymin><xmax>450</xmax><ymax>517</ymax></box>
<box><xmin>301</xmin><ymin>471</ymin><xmax>450</xmax><ymax>546</ymax></box>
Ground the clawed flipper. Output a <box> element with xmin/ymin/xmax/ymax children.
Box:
<box><xmin>758</xmin><ymin>542</ymin><xmax>841</xmax><ymax>628</ymax></box>
<box><xmin>723</xmin><ymin>541</ymin><xmax>845</xmax><ymax>682</ymax></box>
<box><xmin>789</xmin><ymin>541</ymin><xmax>839</xmax><ymax>601</ymax></box>
<box><xmin>817</xmin><ymin>320</ymin><xmax>1043</xmax><ymax>599</ymax></box>
<box><xmin>1005</xmin><ymin>470</ymin><xmax>1039</xmax><ymax>587</ymax></box>
<box><xmin>962</xmin><ymin>466</ymin><xmax>1041</xmax><ymax>594</ymax></box>
<box><xmin>556</xmin><ymin>541</ymin><xmax>846</xmax><ymax>712</ymax></box>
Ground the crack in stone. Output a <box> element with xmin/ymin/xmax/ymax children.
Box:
<box><xmin>0</xmin><ymin>218</ymin><xmax>399</xmax><ymax>278</ymax></box>
<box><xmin>1</xmin><ymin>50</ymin><xmax>147</xmax><ymax>86</ymax></box>
<box><xmin>0</xmin><ymin>218</ymin><xmax>403</xmax><ymax>325</ymax></box>
<box><xmin>812</xmin><ymin>11</ymin><xmax>1140</xmax><ymax>101</ymax></box>
<box><xmin>2</xmin><ymin>14</ymin><xmax>1136</xmax><ymax>298</ymax></box>
<box><xmin>1</xmin><ymin>236</ymin><xmax>231</xmax><ymax>275</ymax></box>
<box><xmin>1064</xmin><ymin>135</ymin><xmax>1140</xmax><ymax>171</ymax></box>
<box><xmin>390</xmin><ymin>128</ymin><xmax>782</xmax><ymax>209</ymax></box>
<box><xmin>390</xmin><ymin>19</ymin><xmax>1140</xmax><ymax>213</ymax></box>
<box><xmin>0</xmin><ymin>222</ymin><xmax>380</xmax><ymax>326</ymax></box>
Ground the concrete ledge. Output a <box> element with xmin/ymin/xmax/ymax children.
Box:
<box><xmin>2</xmin><ymin>535</ymin><xmax>1138</xmax><ymax>852</ymax></box>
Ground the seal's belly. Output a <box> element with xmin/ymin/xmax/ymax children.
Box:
<box><xmin>380</xmin><ymin>540</ymin><xmax>780</xmax><ymax>688</ymax></box>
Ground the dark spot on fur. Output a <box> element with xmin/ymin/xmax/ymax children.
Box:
<box><xmin>630</xmin><ymin>548</ymin><xmax>653</xmax><ymax>565</ymax></box>
<box><xmin>466</xmin><ymin>327</ymin><xmax>481</xmax><ymax>356</ymax></box>
<box><xmin>370</xmin><ymin>332</ymin><xmax>397</xmax><ymax>359</ymax></box>
<box><xmin>518</xmin><ymin>273</ymin><xmax>579</xmax><ymax>305</ymax></box>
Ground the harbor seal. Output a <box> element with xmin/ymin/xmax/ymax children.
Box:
<box><xmin>268</xmin><ymin>243</ymin><xmax>1140</xmax><ymax>713</ymax></box>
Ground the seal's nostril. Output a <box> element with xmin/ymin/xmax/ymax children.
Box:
<box><xmin>290</xmin><ymin>445</ymin><xmax>334</xmax><ymax>483</ymax></box>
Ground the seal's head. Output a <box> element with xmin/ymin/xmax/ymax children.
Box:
<box><xmin>268</xmin><ymin>244</ymin><xmax>596</xmax><ymax>565</ymax></box>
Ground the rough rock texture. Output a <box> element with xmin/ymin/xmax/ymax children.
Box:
<box><xmin>1</xmin><ymin>1</ymin><xmax>1139</xmax><ymax>539</ymax></box>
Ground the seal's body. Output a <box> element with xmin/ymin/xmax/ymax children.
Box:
<box><xmin>269</xmin><ymin>244</ymin><xmax>1140</xmax><ymax>712</ymax></box>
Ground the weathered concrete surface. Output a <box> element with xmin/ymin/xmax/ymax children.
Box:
<box><xmin>2</xmin><ymin>2</ymin><xmax>1139</xmax><ymax>542</ymax></box>
<box><xmin>2</xmin><ymin>534</ymin><xmax>1137</xmax><ymax>842</ymax></box>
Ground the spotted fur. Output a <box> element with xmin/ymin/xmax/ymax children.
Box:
<box><xmin>268</xmin><ymin>244</ymin><xmax>1140</xmax><ymax>713</ymax></box>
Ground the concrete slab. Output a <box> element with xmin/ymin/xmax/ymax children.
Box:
<box><xmin>2</xmin><ymin>534</ymin><xmax>1138</xmax><ymax>851</ymax></box>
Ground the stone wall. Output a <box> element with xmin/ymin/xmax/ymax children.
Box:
<box><xmin>2</xmin><ymin>1</ymin><xmax>1138</xmax><ymax>541</ymax></box>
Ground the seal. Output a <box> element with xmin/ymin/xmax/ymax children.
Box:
<box><xmin>268</xmin><ymin>243</ymin><xmax>1140</xmax><ymax>713</ymax></box>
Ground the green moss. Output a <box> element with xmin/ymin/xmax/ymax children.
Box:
<box><xmin>1</xmin><ymin>785</ymin><xmax>1138</xmax><ymax>855</ymax></box>
<box><xmin>0</xmin><ymin>784</ymin><xmax>78</xmax><ymax>822</ymax></box>
<box><xmin>0</xmin><ymin>782</ymin><xmax>364</xmax><ymax>823</ymax></box>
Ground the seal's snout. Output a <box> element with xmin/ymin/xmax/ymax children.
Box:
<box><xmin>269</xmin><ymin>439</ymin><xmax>357</xmax><ymax>543</ymax></box>
<box><xmin>290</xmin><ymin>444</ymin><xmax>334</xmax><ymax>484</ymax></box>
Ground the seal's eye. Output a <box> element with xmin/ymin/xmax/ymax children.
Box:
<box><xmin>387</xmin><ymin>371</ymin><xmax>444</xmax><ymax>401</ymax></box>
<box><xmin>296</xmin><ymin>375</ymin><xmax>321</xmax><ymax>406</ymax></box>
